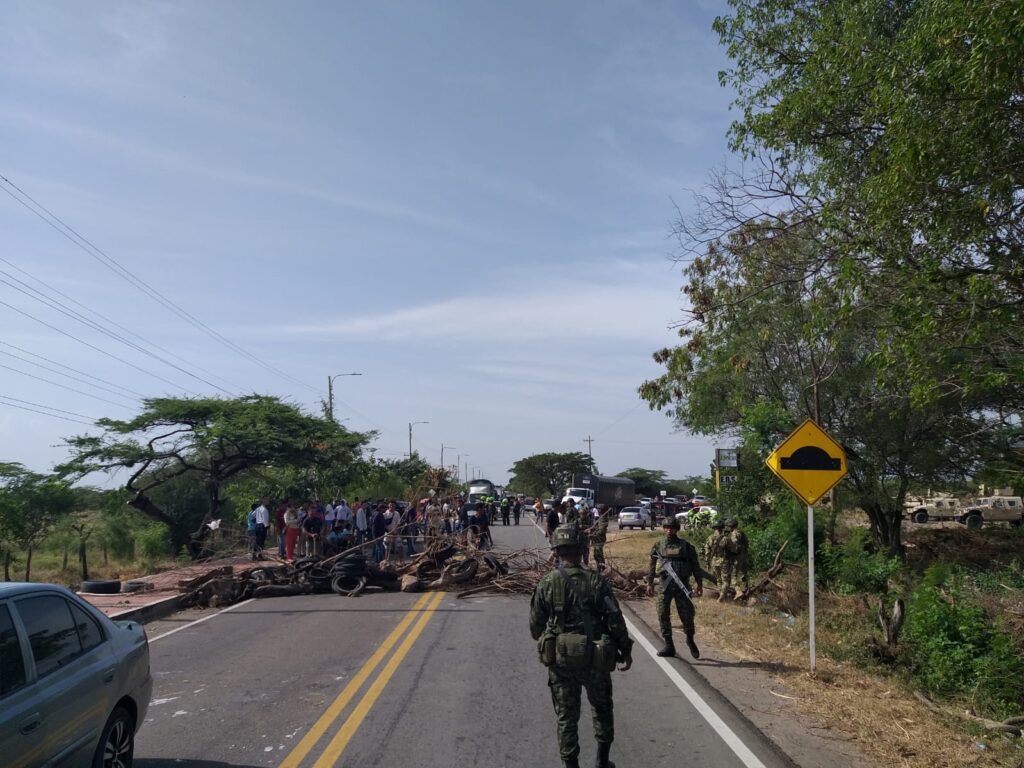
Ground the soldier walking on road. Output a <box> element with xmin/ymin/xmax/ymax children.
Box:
<box><xmin>647</xmin><ymin>517</ymin><xmax>703</xmax><ymax>658</ymax></box>
<box><xmin>530</xmin><ymin>525</ymin><xmax>633</xmax><ymax>768</ymax></box>
<box><xmin>589</xmin><ymin>504</ymin><xmax>612</xmax><ymax>569</ymax></box>
<box><xmin>726</xmin><ymin>518</ymin><xmax>750</xmax><ymax>598</ymax></box>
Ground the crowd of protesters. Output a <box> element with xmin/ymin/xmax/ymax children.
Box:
<box><xmin>245</xmin><ymin>494</ymin><xmax>500</xmax><ymax>564</ymax></box>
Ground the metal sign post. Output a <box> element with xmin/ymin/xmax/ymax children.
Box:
<box><xmin>807</xmin><ymin>503</ymin><xmax>816</xmax><ymax>673</ymax></box>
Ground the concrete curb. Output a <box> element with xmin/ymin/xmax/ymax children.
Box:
<box><xmin>108</xmin><ymin>593</ymin><xmax>184</xmax><ymax>624</ymax></box>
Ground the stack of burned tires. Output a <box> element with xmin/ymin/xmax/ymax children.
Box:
<box><xmin>248</xmin><ymin>550</ymin><xmax>398</xmax><ymax>599</ymax></box>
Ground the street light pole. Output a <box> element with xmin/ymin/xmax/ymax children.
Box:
<box><xmin>441</xmin><ymin>444</ymin><xmax>455</xmax><ymax>472</ymax></box>
<box><xmin>327</xmin><ymin>372</ymin><xmax>362</xmax><ymax>422</ymax></box>
<box><xmin>458</xmin><ymin>454</ymin><xmax>469</xmax><ymax>484</ymax></box>
<box><xmin>408</xmin><ymin>421</ymin><xmax>429</xmax><ymax>459</ymax></box>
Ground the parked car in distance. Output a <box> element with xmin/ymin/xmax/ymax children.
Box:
<box><xmin>0</xmin><ymin>582</ymin><xmax>152</xmax><ymax>768</ymax></box>
<box><xmin>618</xmin><ymin>506</ymin><xmax>651</xmax><ymax>530</ymax></box>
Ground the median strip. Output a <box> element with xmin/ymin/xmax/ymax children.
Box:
<box><xmin>277</xmin><ymin>592</ymin><xmax>433</xmax><ymax>768</ymax></box>
<box><xmin>312</xmin><ymin>590</ymin><xmax>446</xmax><ymax>768</ymax></box>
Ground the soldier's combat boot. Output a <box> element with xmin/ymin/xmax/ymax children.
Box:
<box><xmin>563</xmin><ymin>758</ymin><xmax>581</xmax><ymax>768</ymax></box>
<box><xmin>594</xmin><ymin>741</ymin><xmax>615</xmax><ymax>768</ymax></box>
<box><xmin>686</xmin><ymin>634</ymin><xmax>701</xmax><ymax>659</ymax></box>
<box><xmin>656</xmin><ymin>636</ymin><xmax>676</xmax><ymax>657</ymax></box>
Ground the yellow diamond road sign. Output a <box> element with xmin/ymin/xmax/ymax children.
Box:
<box><xmin>765</xmin><ymin>419</ymin><xmax>847</xmax><ymax>505</ymax></box>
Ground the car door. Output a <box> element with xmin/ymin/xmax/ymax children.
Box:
<box><xmin>13</xmin><ymin>593</ymin><xmax>115</xmax><ymax>768</ymax></box>
<box><xmin>0</xmin><ymin>601</ymin><xmax>47</xmax><ymax>768</ymax></box>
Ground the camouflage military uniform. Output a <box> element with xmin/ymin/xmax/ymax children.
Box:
<box><xmin>564</xmin><ymin>504</ymin><xmax>581</xmax><ymax>526</ymax></box>
<box><xmin>530</xmin><ymin>561</ymin><xmax>633</xmax><ymax>765</ymax></box>
<box><xmin>728</xmin><ymin>524</ymin><xmax>750</xmax><ymax>593</ymax></box>
<box><xmin>590</xmin><ymin>508</ymin><xmax>611</xmax><ymax>567</ymax></box>
<box><xmin>702</xmin><ymin>527</ymin><xmax>725</xmax><ymax>585</ymax></box>
<box><xmin>647</xmin><ymin>531</ymin><xmax>703</xmax><ymax>653</ymax></box>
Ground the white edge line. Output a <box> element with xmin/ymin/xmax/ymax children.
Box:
<box><xmin>148</xmin><ymin>598</ymin><xmax>255</xmax><ymax>643</ymax></box>
<box><xmin>624</xmin><ymin>614</ymin><xmax>768</xmax><ymax>768</ymax></box>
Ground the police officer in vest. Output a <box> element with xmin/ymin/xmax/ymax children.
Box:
<box><xmin>530</xmin><ymin>525</ymin><xmax>634</xmax><ymax>768</ymax></box>
<box><xmin>646</xmin><ymin>516</ymin><xmax>703</xmax><ymax>658</ymax></box>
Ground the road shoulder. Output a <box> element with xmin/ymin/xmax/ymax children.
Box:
<box><xmin>624</xmin><ymin>598</ymin><xmax>872</xmax><ymax>768</ymax></box>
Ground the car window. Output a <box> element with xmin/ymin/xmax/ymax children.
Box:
<box><xmin>17</xmin><ymin>595</ymin><xmax>84</xmax><ymax>678</ymax></box>
<box><xmin>0</xmin><ymin>604</ymin><xmax>27</xmax><ymax>697</ymax></box>
<box><xmin>69</xmin><ymin>602</ymin><xmax>105</xmax><ymax>652</ymax></box>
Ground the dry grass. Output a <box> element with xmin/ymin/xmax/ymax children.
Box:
<box><xmin>606</xmin><ymin>534</ymin><xmax>1024</xmax><ymax>768</ymax></box>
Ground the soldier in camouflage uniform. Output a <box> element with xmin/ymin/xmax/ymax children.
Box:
<box><xmin>702</xmin><ymin>519</ymin><xmax>726</xmax><ymax>587</ymax></box>
<box><xmin>530</xmin><ymin>525</ymin><xmax>634</xmax><ymax>768</ymax></box>
<box><xmin>564</xmin><ymin>499</ymin><xmax>581</xmax><ymax>526</ymax></box>
<box><xmin>646</xmin><ymin>516</ymin><xmax>703</xmax><ymax>658</ymax></box>
<box><xmin>726</xmin><ymin>517</ymin><xmax>750</xmax><ymax>598</ymax></box>
<box><xmin>589</xmin><ymin>503</ymin><xmax>612</xmax><ymax>569</ymax></box>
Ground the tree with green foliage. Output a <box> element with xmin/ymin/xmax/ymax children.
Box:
<box><xmin>709</xmin><ymin>0</ymin><xmax>1024</xmax><ymax>405</ymax></box>
<box><xmin>641</xmin><ymin>220</ymin><xmax>1010</xmax><ymax>555</ymax></box>
<box><xmin>615</xmin><ymin>468</ymin><xmax>669</xmax><ymax>498</ymax></box>
<box><xmin>0</xmin><ymin>463</ymin><xmax>77</xmax><ymax>580</ymax></box>
<box><xmin>58</xmin><ymin>396</ymin><xmax>370</xmax><ymax>557</ymax></box>
<box><xmin>507</xmin><ymin>452</ymin><xmax>595</xmax><ymax>499</ymax></box>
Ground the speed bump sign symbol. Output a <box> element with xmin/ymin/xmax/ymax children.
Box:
<box><xmin>766</xmin><ymin>419</ymin><xmax>847</xmax><ymax>505</ymax></box>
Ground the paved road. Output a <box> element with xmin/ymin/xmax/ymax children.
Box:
<box><xmin>134</xmin><ymin>522</ymin><xmax>792</xmax><ymax>768</ymax></box>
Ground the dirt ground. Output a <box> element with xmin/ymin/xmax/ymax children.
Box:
<box><xmin>604</xmin><ymin>530</ymin><xmax>1024</xmax><ymax>768</ymax></box>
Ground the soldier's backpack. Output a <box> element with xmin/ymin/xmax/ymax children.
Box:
<box><xmin>551</xmin><ymin>568</ymin><xmax>617</xmax><ymax>672</ymax></box>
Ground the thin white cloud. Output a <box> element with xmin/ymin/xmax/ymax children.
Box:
<box><xmin>282</xmin><ymin>281</ymin><xmax>681</xmax><ymax>344</ymax></box>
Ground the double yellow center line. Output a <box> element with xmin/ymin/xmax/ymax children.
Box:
<box><xmin>278</xmin><ymin>591</ymin><xmax>445</xmax><ymax>768</ymax></box>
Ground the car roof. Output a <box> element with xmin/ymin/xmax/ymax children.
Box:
<box><xmin>0</xmin><ymin>582</ymin><xmax>75</xmax><ymax>598</ymax></box>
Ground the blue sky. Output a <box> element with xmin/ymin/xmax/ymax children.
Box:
<box><xmin>1</xmin><ymin>0</ymin><xmax>735</xmax><ymax>485</ymax></box>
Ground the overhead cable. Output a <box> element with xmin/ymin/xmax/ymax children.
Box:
<box><xmin>0</xmin><ymin>297</ymin><xmax>196</xmax><ymax>395</ymax></box>
<box><xmin>0</xmin><ymin>361</ymin><xmax>137</xmax><ymax>409</ymax></box>
<box><xmin>0</xmin><ymin>397</ymin><xmax>98</xmax><ymax>428</ymax></box>
<box><xmin>0</xmin><ymin>345</ymin><xmax>144</xmax><ymax>401</ymax></box>
<box><xmin>0</xmin><ymin>255</ymin><xmax>244</xmax><ymax>393</ymax></box>
<box><xmin>0</xmin><ymin>394</ymin><xmax>96</xmax><ymax>422</ymax></box>
<box><xmin>0</xmin><ymin>269</ymin><xmax>232</xmax><ymax>394</ymax></box>
<box><xmin>0</xmin><ymin>175</ymin><xmax>320</xmax><ymax>395</ymax></box>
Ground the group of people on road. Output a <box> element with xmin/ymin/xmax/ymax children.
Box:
<box><xmin>245</xmin><ymin>495</ymin><xmax>474</xmax><ymax>564</ymax></box>
<box><xmin>701</xmin><ymin>517</ymin><xmax>750</xmax><ymax>599</ymax></box>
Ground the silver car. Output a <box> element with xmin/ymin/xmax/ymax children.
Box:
<box><xmin>0</xmin><ymin>583</ymin><xmax>152</xmax><ymax>768</ymax></box>
<box><xmin>618</xmin><ymin>506</ymin><xmax>651</xmax><ymax>530</ymax></box>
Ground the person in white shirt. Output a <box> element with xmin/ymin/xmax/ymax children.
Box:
<box><xmin>253</xmin><ymin>497</ymin><xmax>271</xmax><ymax>556</ymax></box>
<box><xmin>335</xmin><ymin>499</ymin><xmax>352</xmax><ymax>524</ymax></box>
<box><xmin>355</xmin><ymin>503</ymin><xmax>368</xmax><ymax>546</ymax></box>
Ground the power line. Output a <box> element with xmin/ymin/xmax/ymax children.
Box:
<box><xmin>0</xmin><ymin>175</ymin><xmax>320</xmax><ymax>395</ymax></box>
<box><xmin>0</xmin><ymin>297</ymin><xmax>197</xmax><ymax>395</ymax></box>
<box><xmin>0</xmin><ymin>255</ymin><xmax>244</xmax><ymax>393</ymax></box>
<box><xmin>0</xmin><ymin>361</ymin><xmax>137</xmax><ymax>410</ymax></box>
<box><xmin>0</xmin><ymin>395</ymin><xmax>96</xmax><ymax>421</ymax></box>
<box><xmin>0</xmin><ymin>345</ymin><xmax>144</xmax><ymax>401</ymax></box>
<box><xmin>0</xmin><ymin>269</ymin><xmax>232</xmax><ymax>395</ymax></box>
<box><xmin>0</xmin><ymin>339</ymin><xmax>145</xmax><ymax>398</ymax></box>
<box><xmin>0</xmin><ymin>395</ymin><xmax>97</xmax><ymax>426</ymax></box>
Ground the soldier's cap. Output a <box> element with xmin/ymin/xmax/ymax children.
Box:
<box><xmin>710</xmin><ymin>519</ymin><xmax>724</xmax><ymax>529</ymax></box>
<box><xmin>662</xmin><ymin>516</ymin><xmax>681</xmax><ymax>529</ymax></box>
<box><xmin>724</xmin><ymin>517</ymin><xmax>738</xmax><ymax>528</ymax></box>
<box><xmin>596</xmin><ymin>503</ymin><xmax>608</xmax><ymax>511</ymax></box>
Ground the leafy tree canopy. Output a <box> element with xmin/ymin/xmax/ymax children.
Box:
<box><xmin>0</xmin><ymin>463</ymin><xmax>78</xmax><ymax>579</ymax></box>
<box><xmin>58</xmin><ymin>396</ymin><xmax>371</xmax><ymax>556</ymax></box>
<box><xmin>507</xmin><ymin>452</ymin><xmax>595</xmax><ymax>498</ymax></box>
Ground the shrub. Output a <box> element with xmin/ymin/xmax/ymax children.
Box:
<box><xmin>818</xmin><ymin>528</ymin><xmax>901</xmax><ymax>594</ymax></box>
<box><xmin>746</xmin><ymin>498</ymin><xmax>822</xmax><ymax>570</ymax></box>
<box><xmin>904</xmin><ymin>578</ymin><xmax>1024</xmax><ymax>719</ymax></box>
<box><xmin>136</xmin><ymin>523</ymin><xmax>171</xmax><ymax>563</ymax></box>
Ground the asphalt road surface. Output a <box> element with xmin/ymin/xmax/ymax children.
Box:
<box><xmin>135</xmin><ymin>522</ymin><xmax>792</xmax><ymax>768</ymax></box>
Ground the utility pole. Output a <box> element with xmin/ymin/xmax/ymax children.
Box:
<box><xmin>327</xmin><ymin>372</ymin><xmax>362</xmax><ymax>422</ymax></box>
<box><xmin>441</xmin><ymin>444</ymin><xmax>455</xmax><ymax>472</ymax></box>
<box><xmin>584</xmin><ymin>435</ymin><xmax>594</xmax><ymax>471</ymax></box>
<box><xmin>408</xmin><ymin>421</ymin><xmax>429</xmax><ymax>459</ymax></box>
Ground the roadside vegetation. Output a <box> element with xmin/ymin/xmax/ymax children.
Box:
<box><xmin>606</xmin><ymin>518</ymin><xmax>1024</xmax><ymax>767</ymax></box>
